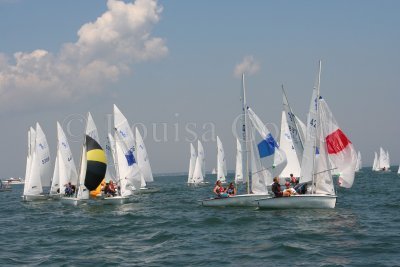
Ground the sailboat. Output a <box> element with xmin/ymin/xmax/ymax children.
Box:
<box><xmin>216</xmin><ymin>136</ymin><xmax>227</xmax><ymax>184</ymax></box>
<box><xmin>201</xmin><ymin>73</ymin><xmax>286</xmax><ymax>207</ymax></box>
<box><xmin>0</xmin><ymin>180</ymin><xmax>12</xmax><ymax>192</ymax></box>
<box><xmin>257</xmin><ymin>61</ymin><xmax>357</xmax><ymax>209</ymax></box>
<box><xmin>276</xmin><ymin>87</ymin><xmax>305</xmax><ymax>179</ymax></box>
<box><xmin>191</xmin><ymin>140</ymin><xmax>207</xmax><ymax>185</ymax></box>
<box><xmin>187</xmin><ymin>143</ymin><xmax>197</xmax><ymax>184</ymax></box>
<box><xmin>135</xmin><ymin>127</ymin><xmax>158</xmax><ymax>193</ymax></box>
<box><xmin>397</xmin><ymin>165</ymin><xmax>400</xmax><ymax>175</ymax></box>
<box><xmin>355</xmin><ymin>151</ymin><xmax>362</xmax><ymax>172</ymax></box>
<box><xmin>376</xmin><ymin>147</ymin><xmax>390</xmax><ymax>171</ymax></box>
<box><xmin>113</xmin><ymin>105</ymin><xmax>143</xmax><ymax>191</ymax></box>
<box><xmin>234</xmin><ymin>138</ymin><xmax>244</xmax><ymax>184</ymax></box>
<box><xmin>372</xmin><ymin>151</ymin><xmax>379</xmax><ymax>171</ymax></box>
<box><xmin>211</xmin><ymin>168</ymin><xmax>217</xmax><ymax>175</ymax></box>
<box><xmin>49</xmin><ymin>122</ymin><xmax>79</xmax><ymax>198</ymax></box>
<box><xmin>61</xmin><ymin>113</ymin><xmax>105</xmax><ymax>205</ymax></box>
<box><xmin>103</xmin><ymin>132</ymin><xmax>135</xmax><ymax>204</ymax></box>
<box><xmin>22</xmin><ymin>123</ymin><xmax>52</xmax><ymax>201</ymax></box>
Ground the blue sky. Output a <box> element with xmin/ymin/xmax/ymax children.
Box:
<box><xmin>0</xmin><ymin>0</ymin><xmax>399</xmax><ymax>178</ymax></box>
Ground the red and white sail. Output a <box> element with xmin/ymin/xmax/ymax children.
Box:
<box><xmin>319</xmin><ymin>98</ymin><xmax>357</xmax><ymax>188</ymax></box>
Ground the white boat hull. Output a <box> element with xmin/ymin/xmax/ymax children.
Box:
<box><xmin>0</xmin><ymin>188</ymin><xmax>12</xmax><ymax>192</ymax></box>
<box><xmin>256</xmin><ymin>194</ymin><xmax>337</xmax><ymax>209</ymax></box>
<box><xmin>49</xmin><ymin>194</ymin><xmax>62</xmax><ymax>200</ymax></box>
<box><xmin>103</xmin><ymin>196</ymin><xmax>129</xmax><ymax>205</ymax></box>
<box><xmin>200</xmin><ymin>194</ymin><xmax>269</xmax><ymax>207</ymax></box>
<box><xmin>22</xmin><ymin>194</ymin><xmax>48</xmax><ymax>201</ymax></box>
<box><xmin>60</xmin><ymin>197</ymin><xmax>86</xmax><ymax>206</ymax></box>
<box><xmin>187</xmin><ymin>182</ymin><xmax>209</xmax><ymax>187</ymax></box>
<box><xmin>138</xmin><ymin>187</ymin><xmax>159</xmax><ymax>194</ymax></box>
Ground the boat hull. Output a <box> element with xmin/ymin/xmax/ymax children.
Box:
<box><xmin>138</xmin><ymin>187</ymin><xmax>159</xmax><ymax>194</ymax></box>
<box><xmin>103</xmin><ymin>196</ymin><xmax>129</xmax><ymax>205</ymax></box>
<box><xmin>60</xmin><ymin>197</ymin><xmax>86</xmax><ymax>206</ymax></box>
<box><xmin>0</xmin><ymin>188</ymin><xmax>12</xmax><ymax>192</ymax></box>
<box><xmin>49</xmin><ymin>194</ymin><xmax>62</xmax><ymax>200</ymax></box>
<box><xmin>22</xmin><ymin>194</ymin><xmax>48</xmax><ymax>201</ymax></box>
<box><xmin>256</xmin><ymin>194</ymin><xmax>337</xmax><ymax>209</ymax></box>
<box><xmin>200</xmin><ymin>194</ymin><xmax>269</xmax><ymax>207</ymax></box>
<box><xmin>187</xmin><ymin>182</ymin><xmax>209</xmax><ymax>187</ymax></box>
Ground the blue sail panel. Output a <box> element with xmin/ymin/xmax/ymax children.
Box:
<box><xmin>258</xmin><ymin>134</ymin><xmax>278</xmax><ymax>158</ymax></box>
<box><xmin>125</xmin><ymin>150</ymin><xmax>136</xmax><ymax>166</ymax></box>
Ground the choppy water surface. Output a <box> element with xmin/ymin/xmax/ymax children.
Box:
<box><xmin>1</xmin><ymin>169</ymin><xmax>399</xmax><ymax>266</ymax></box>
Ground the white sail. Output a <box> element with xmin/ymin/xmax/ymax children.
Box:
<box><xmin>55</xmin><ymin>122</ymin><xmax>79</xmax><ymax>194</ymax></box>
<box><xmin>319</xmin><ymin>97</ymin><xmax>357</xmax><ymax>188</ymax></box>
<box><xmin>216</xmin><ymin>136</ymin><xmax>227</xmax><ymax>183</ymax></box>
<box><xmin>24</xmin><ymin>148</ymin><xmax>42</xmax><ymax>195</ymax></box>
<box><xmin>386</xmin><ymin>150</ymin><xmax>390</xmax><ymax>169</ymax></box>
<box><xmin>279</xmin><ymin>88</ymin><xmax>307</xmax><ymax>179</ymax></box>
<box><xmin>50</xmin><ymin>154</ymin><xmax>60</xmax><ymax>195</ymax></box>
<box><xmin>135</xmin><ymin>127</ymin><xmax>153</xmax><ymax>183</ymax></box>
<box><xmin>379</xmin><ymin>147</ymin><xmax>390</xmax><ymax>170</ymax></box>
<box><xmin>187</xmin><ymin>143</ymin><xmax>196</xmax><ymax>183</ymax></box>
<box><xmin>113</xmin><ymin>105</ymin><xmax>142</xmax><ymax>190</ymax></box>
<box><xmin>355</xmin><ymin>151</ymin><xmax>362</xmax><ymax>172</ymax></box>
<box><xmin>23</xmin><ymin>127</ymin><xmax>36</xmax><ymax>196</ymax></box>
<box><xmin>397</xmin><ymin>165</ymin><xmax>400</xmax><ymax>174</ymax></box>
<box><xmin>372</xmin><ymin>152</ymin><xmax>378</xmax><ymax>171</ymax></box>
<box><xmin>247</xmin><ymin>107</ymin><xmax>287</xmax><ymax>185</ymax></box>
<box><xmin>248</xmin><ymin>125</ymin><xmax>270</xmax><ymax>194</ymax></box>
<box><xmin>278</xmin><ymin>111</ymin><xmax>302</xmax><ymax>178</ymax></box>
<box><xmin>295</xmin><ymin>116</ymin><xmax>307</xmax><ymax>149</ymax></box>
<box><xmin>23</xmin><ymin>123</ymin><xmax>51</xmax><ymax>196</ymax></box>
<box><xmin>192</xmin><ymin>140</ymin><xmax>205</xmax><ymax>184</ymax></box>
<box><xmin>86</xmin><ymin>113</ymin><xmax>100</xmax><ymax>142</ymax></box>
<box><xmin>211</xmin><ymin>168</ymin><xmax>217</xmax><ymax>174</ymax></box>
<box><xmin>300</xmin><ymin>71</ymin><xmax>320</xmax><ymax>184</ymax></box>
<box><xmin>299</xmin><ymin>61</ymin><xmax>333</xmax><ymax>192</ymax></box>
<box><xmin>35</xmin><ymin>123</ymin><xmax>52</xmax><ymax>188</ymax></box>
<box><xmin>314</xmin><ymin>101</ymin><xmax>335</xmax><ymax>195</ymax></box>
<box><xmin>104</xmin><ymin>135</ymin><xmax>117</xmax><ymax>183</ymax></box>
<box><xmin>113</xmin><ymin>133</ymin><xmax>135</xmax><ymax>197</ymax></box>
<box><xmin>234</xmin><ymin>138</ymin><xmax>244</xmax><ymax>184</ymax></box>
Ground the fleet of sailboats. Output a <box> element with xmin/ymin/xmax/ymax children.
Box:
<box><xmin>18</xmin><ymin>61</ymin><xmax>377</xmax><ymax>210</ymax></box>
<box><xmin>20</xmin><ymin>103</ymin><xmax>156</xmax><ymax>205</ymax></box>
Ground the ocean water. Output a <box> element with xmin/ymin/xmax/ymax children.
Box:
<box><xmin>1</xmin><ymin>169</ymin><xmax>399</xmax><ymax>267</ymax></box>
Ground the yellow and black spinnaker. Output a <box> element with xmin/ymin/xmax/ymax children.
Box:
<box><xmin>84</xmin><ymin>135</ymin><xmax>107</xmax><ymax>191</ymax></box>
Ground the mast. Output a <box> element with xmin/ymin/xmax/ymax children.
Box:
<box><xmin>312</xmin><ymin>60</ymin><xmax>322</xmax><ymax>194</ymax></box>
<box><xmin>241</xmin><ymin>73</ymin><xmax>250</xmax><ymax>194</ymax></box>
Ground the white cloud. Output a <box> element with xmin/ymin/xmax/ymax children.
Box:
<box><xmin>233</xmin><ymin>55</ymin><xmax>260</xmax><ymax>78</ymax></box>
<box><xmin>0</xmin><ymin>0</ymin><xmax>168</xmax><ymax>112</ymax></box>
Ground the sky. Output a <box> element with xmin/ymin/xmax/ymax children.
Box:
<box><xmin>0</xmin><ymin>0</ymin><xmax>399</xmax><ymax>178</ymax></box>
